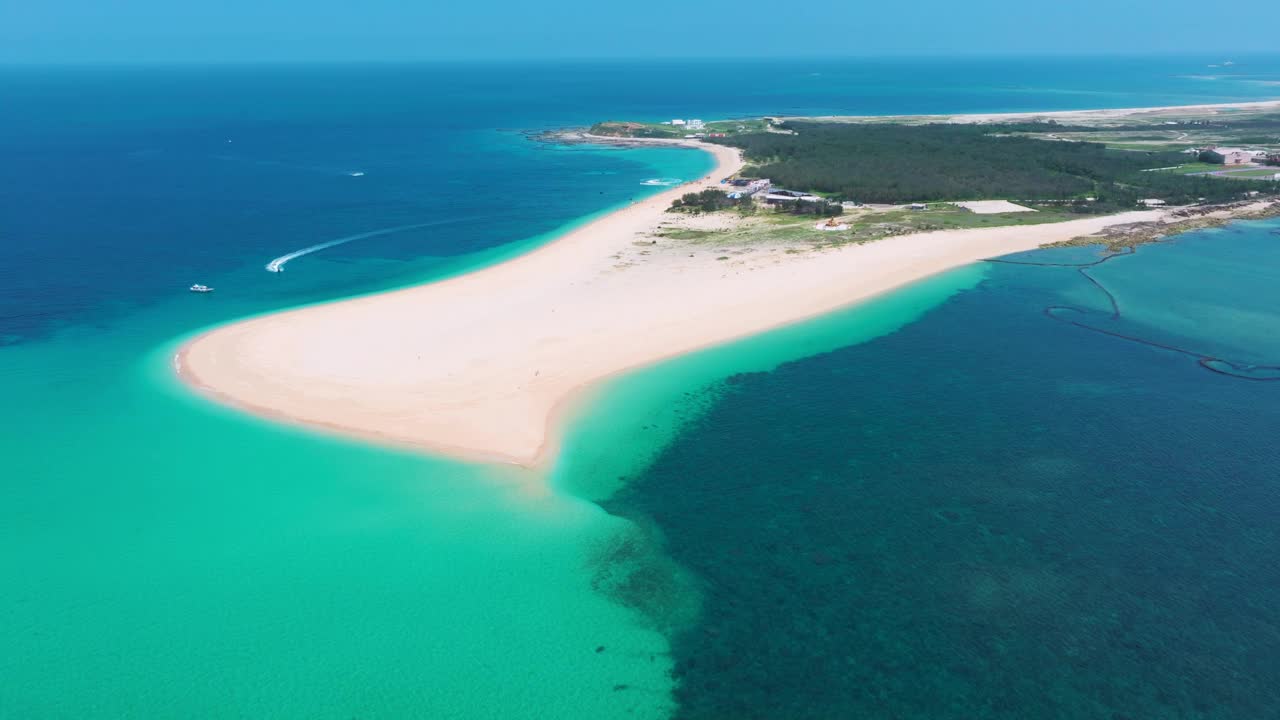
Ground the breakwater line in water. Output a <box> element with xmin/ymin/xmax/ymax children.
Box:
<box><xmin>986</xmin><ymin>246</ymin><xmax>1280</xmax><ymax>381</ymax></box>
<box><xmin>265</xmin><ymin>219</ymin><xmax>471</xmax><ymax>273</ymax></box>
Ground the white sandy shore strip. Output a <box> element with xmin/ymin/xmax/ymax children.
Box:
<box><xmin>953</xmin><ymin>200</ymin><xmax>1037</xmax><ymax>214</ymax></box>
<box><xmin>176</xmin><ymin>136</ymin><xmax>1256</xmax><ymax>469</ymax></box>
<box><xmin>783</xmin><ymin>99</ymin><xmax>1280</xmax><ymax>125</ymax></box>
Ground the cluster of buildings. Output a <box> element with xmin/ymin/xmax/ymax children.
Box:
<box><xmin>722</xmin><ymin>177</ymin><xmax>772</xmax><ymax>200</ymax></box>
<box><xmin>762</xmin><ymin>188</ymin><xmax>823</xmax><ymax>205</ymax></box>
<box><xmin>719</xmin><ymin>179</ymin><xmax>844</xmax><ymax>206</ymax></box>
<box><xmin>1192</xmin><ymin>146</ymin><xmax>1277</xmax><ymax>165</ymax></box>
<box><xmin>662</xmin><ymin>118</ymin><xmax>720</xmax><ymax>139</ymax></box>
<box><xmin>663</xmin><ymin>118</ymin><xmax>706</xmax><ymax>130</ymax></box>
<box><xmin>721</xmin><ymin>178</ymin><xmax>866</xmax><ymax>211</ymax></box>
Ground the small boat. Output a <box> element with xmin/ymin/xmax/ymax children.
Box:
<box><xmin>189</xmin><ymin>284</ymin><xmax>214</xmax><ymax>293</ymax></box>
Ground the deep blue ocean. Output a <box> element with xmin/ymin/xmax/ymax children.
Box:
<box><xmin>3</xmin><ymin>57</ymin><xmax>1280</xmax><ymax>718</ymax></box>
<box><xmin>4</xmin><ymin>55</ymin><xmax>1280</xmax><ymax>344</ymax></box>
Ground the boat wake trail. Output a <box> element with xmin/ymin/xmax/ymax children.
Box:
<box><xmin>265</xmin><ymin>219</ymin><xmax>470</xmax><ymax>273</ymax></box>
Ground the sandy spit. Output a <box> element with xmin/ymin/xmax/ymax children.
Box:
<box><xmin>179</xmin><ymin>138</ymin><xmax>1185</xmax><ymax>467</ymax></box>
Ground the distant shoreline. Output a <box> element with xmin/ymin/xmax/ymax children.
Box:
<box><xmin>176</xmin><ymin>101</ymin><xmax>1280</xmax><ymax>470</ymax></box>
<box><xmin>776</xmin><ymin>99</ymin><xmax>1280</xmax><ymax>125</ymax></box>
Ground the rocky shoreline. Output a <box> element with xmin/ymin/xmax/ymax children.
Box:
<box><xmin>1056</xmin><ymin>199</ymin><xmax>1280</xmax><ymax>251</ymax></box>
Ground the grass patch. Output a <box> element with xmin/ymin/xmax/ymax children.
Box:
<box><xmin>1224</xmin><ymin>168</ymin><xmax>1280</xmax><ymax>179</ymax></box>
<box><xmin>667</xmin><ymin>205</ymin><xmax>1086</xmax><ymax>251</ymax></box>
<box><xmin>1155</xmin><ymin>162</ymin><xmax>1222</xmax><ymax>175</ymax></box>
<box><xmin>842</xmin><ymin>207</ymin><xmax>1077</xmax><ymax>239</ymax></box>
<box><xmin>1103</xmin><ymin>142</ymin><xmax>1190</xmax><ymax>152</ymax></box>
<box><xmin>657</xmin><ymin>229</ymin><xmax>719</xmax><ymax>241</ymax></box>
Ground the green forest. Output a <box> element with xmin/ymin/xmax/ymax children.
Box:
<box><xmin>712</xmin><ymin>122</ymin><xmax>1276</xmax><ymax>210</ymax></box>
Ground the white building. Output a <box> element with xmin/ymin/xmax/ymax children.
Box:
<box><xmin>687</xmin><ymin>119</ymin><xmax>706</xmax><ymax>130</ymax></box>
<box><xmin>670</xmin><ymin>119</ymin><xmax>687</xmax><ymax>126</ymax></box>
<box><xmin>763</xmin><ymin>190</ymin><xmax>821</xmax><ymax>204</ymax></box>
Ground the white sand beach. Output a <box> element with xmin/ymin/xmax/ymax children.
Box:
<box><xmin>177</xmin><ymin>132</ymin><xmax>1263</xmax><ymax>468</ymax></box>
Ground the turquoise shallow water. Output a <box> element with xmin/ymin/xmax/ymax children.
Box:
<box><xmin>4</xmin><ymin>60</ymin><xmax>1280</xmax><ymax>718</ymax></box>
<box><xmin>0</xmin><ymin>72</ymin><xmax>716</xmax><ymax>715</ymax></box>
<box><xmin>0</xmin><ymin>177</ymin><xmax>711</xmax><ymax>720</ymax></box>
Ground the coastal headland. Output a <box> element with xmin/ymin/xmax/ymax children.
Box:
<box><xmin>178</xmin><ymin>103</ymin><xmax>1280</xmax><ymax>467</ymax></box>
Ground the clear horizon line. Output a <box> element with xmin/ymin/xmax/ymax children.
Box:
<box><xmin>4</xmin><ymin>50</ymin><xmax>1280</xmax><ymax>68</ymax></box>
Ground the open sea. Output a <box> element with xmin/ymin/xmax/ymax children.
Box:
<box><xmin>3</xmin><ymin>57</ymin><xmax>1280</xmax><ymax>718</ymax></box>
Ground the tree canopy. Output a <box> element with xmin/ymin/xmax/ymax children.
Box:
<box><xmin>713</xmin><ymin>122</ymin><xmax>1275</xmax><ymax>210</ymax></box>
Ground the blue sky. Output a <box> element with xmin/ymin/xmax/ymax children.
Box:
<box><xmin>3</xmin><ymin>0</ymin><xmax>1279</xmax><ymax>63</ymax></box>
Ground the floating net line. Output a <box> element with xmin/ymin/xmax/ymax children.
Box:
<box><xmin>985</xmin><ymin>245</ymin><xmax>1280</xmax><ymax>381</ymax></box>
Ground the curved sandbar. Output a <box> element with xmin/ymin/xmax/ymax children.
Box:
<box><xmin>179</xmin><ymin>138</ymin><xmax>1174</xmax><ymax>466</ymax></box>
